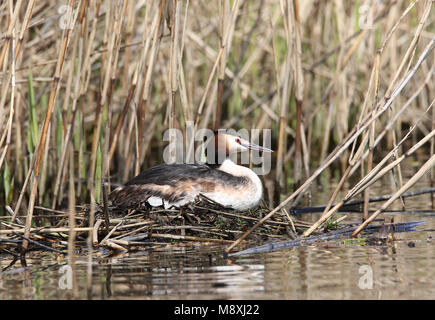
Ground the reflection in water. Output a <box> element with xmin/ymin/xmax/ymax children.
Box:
<box><xmin>1</xmin><ymin>168</ymin><xmax>435</xmax><ymax>299</ymax></box>
<box><xmin>1</xmin><ymin>230</ymin><xmax>435</xmax><ymax>299</ymax></box>
<box><xmin>96</xmin><ymin>248</ymin><xmax>266</xmax><ymax>299</ymax></box>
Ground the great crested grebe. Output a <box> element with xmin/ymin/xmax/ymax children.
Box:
<box><xmin>109</xmin><ymin>130</ymin><xmax>272</xmax><ymax>211</ymax></box>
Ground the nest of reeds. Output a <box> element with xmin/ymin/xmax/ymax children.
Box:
<box><xmin>75</xmin><ymin>195</ymin><xmax>319</xmax><ymax>252</ymax></box>
<box><xmin>0</xmin><ymin>194</ymin><xmax>342</xmax><ymax>257</ymax></box>
<box><xmin>0</xmin><ymin>188</ymin><xmax>428</xmax><ymax>257</ymax></box>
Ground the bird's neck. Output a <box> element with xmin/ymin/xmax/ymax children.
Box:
<box><xmin>217</xmin><ymin>159</ymin><xmax>262</xmax><ymax>188</ymax></box>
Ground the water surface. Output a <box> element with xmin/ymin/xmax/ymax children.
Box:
<box><xmin>1</xmin><ymin>167</ymin><xmax>435</xmax><ymax>300</ymax></box>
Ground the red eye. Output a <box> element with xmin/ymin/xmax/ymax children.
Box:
<box><xmin>236</xmin><ymin>138</ymin><xmax>241</xmax><ymax>144</ymax></box>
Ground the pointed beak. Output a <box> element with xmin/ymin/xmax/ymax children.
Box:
<box><xmin>243</xmin><ymin>141</ymin><xmax>273</xmax><ymax>153</ymax></box>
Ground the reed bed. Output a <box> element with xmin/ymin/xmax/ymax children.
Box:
<box><xmin>0</xmin><ymin>0</ymin><xmax>435</xmax><ymax>256</ymax></box>
<box><xmin>0</xmin><ymin>199</ymin><xmax>316</xmax><ymax>254</ymax></box>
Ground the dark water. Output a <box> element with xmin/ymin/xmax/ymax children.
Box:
<box><xmin>1</xmin><ymin>165</ymin><xmax>435</xmax><ymax>299</ymax></box>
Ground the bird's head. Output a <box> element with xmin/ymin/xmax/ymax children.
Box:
<box><xmin>204</xmin><ymin>130</ymin><xmax>273</xmax><ymax>165</ymax></box>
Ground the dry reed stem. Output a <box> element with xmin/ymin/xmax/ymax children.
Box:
<box><xmin>215</xmin><ymin>0</ymin><xmax>229</xmax><ymax>130</ymax></box>
<box><xmin>0</xmin><ymin>227</ymin><xmax>93</xmax><ymax>235</ymax></box>
<box><xmin>352</xmin><ymin>154</ymin><xmax>435</xmax><ymax>237</ymax></box>
<box><xmin>363</xmin><ymin>52</ymin><xmax>381</xmax><ymax>220</ymax></box>
<box><xmin>67</xmin><ymin>140</ymin><xmax>78</xmax><ymax>297</ymax></box>
<box><xmin>289</xmin><ymin>0</ymin><xmax>304</xmax><ymax>186</ymax></box>
<box><xmin>272</xmin><ymin>4</ymin><xmax>286</xmax><ymax>191</ymax></box>
<box><xmin>150</xmin><ymin>233</ymin><xmax>234</xmax><ymax>244</ymax></box>
<box><xmin>0</xmin><ymin>0</ymin><xmax>22</xmax><ymax>68</ymax></box>
<box><xmin>51</xmin><ymin>24</ymin><xmax>83</xmax><ymax>208</ymax></box>
<box><xmin>22</xmin><ymin>0</ymin><xmax>76</xmax><ymax>251</ymax></box>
